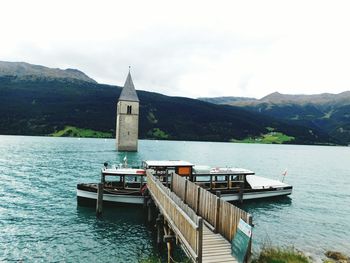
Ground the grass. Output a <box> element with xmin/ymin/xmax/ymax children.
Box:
<box><xmin>147</xmin><ymin>128</ymin><xmax>170</xmax><ymax>139</ymax></box>
<box><xmin>252</xmin><ymin>247</ymin><xmax>311</xmax><ymax>263</ymax></box>
<box><xmin>50</xmin><ymin>125</ymin><xmax>113</xmax><ymax>138</ymax></box>
<box><xmin>232</xmin><ymin>132</ymin><xmax>295</xmax><ymax>144</ymax></box>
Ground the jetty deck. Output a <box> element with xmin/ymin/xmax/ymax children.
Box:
<box><xmin>202</xmin><ymin>225</ymin><xmax>237</xmax><ymax>263</ymax></box>
<box><xmin>146</xmin><ymin>170</ymin><xmax>252</xmax><ymax>263</ymax></box>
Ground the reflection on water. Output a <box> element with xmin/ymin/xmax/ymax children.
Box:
<box><xmin>240</xmin><ymin>196</ymin><xmax>293</xmax><ymax>212</ymax></box>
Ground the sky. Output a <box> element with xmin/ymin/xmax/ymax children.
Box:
<box><xmin>1</xmin><ymin>0</ymin><xmax>350</xmax><ymax>99</ymax></box>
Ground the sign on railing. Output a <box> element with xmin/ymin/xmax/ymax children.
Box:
<box><xmin>231</xmin><ymin>219</ymin><xmax>252</xmax><ymax>263</ymax></box>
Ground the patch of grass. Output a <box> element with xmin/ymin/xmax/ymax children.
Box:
<box><xmin>231</xmin><ymin>132</ymin><xmax>295</xmax><ymax>144</ymax></box>
<box><xmin>147</xmin><ymin>128</ymin><xmax>169</xmax><ymax>139</ymax></box>
<box><xmin>252</xmin><ymin>247</ymin><xmax>310</xmax><ymax>263</ymax></box>
<box><xmin>50</xmin><ymin>126</ymin><xmax>113</xmax><ymax>138</ymax></box>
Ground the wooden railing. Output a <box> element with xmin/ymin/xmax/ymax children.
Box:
<box><xmin>147</xmin><ymin>171</ymin><xmax>203</xmax><ymax>262</ymax></box>
<box><xmin>171</xmin><ymin>172</ymin><xmax>252</xmax><ymax>241</ymax></box>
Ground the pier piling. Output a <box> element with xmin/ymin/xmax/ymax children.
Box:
<box><xmin>147</xmin><ymin>199</ymin><xmax>155</xmax><ymax>223</ymax></box>
<box><xmin>163</xmin><ymin>228</ymin><xmax>175</xmax><ymax>263</ymax></box>
<box><xmin>156</xmin><ymin>214</ymin><xmax>164</xmax><ymax>246</ymax></box>
<box><xmin>96</xmin><ymin>183</ymin><xmax>103</xmax><ymax>216</ymax></box>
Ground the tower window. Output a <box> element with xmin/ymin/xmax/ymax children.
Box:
<box><xmin>127</xmin><ymin>105</ymin><xmax>132</xmax><ymax>114</ymax></box>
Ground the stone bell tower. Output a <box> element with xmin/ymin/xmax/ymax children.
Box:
<box><xmin>116</xmin><ymin>70</ymin><xmax>139</xmax><ymax>151</ymax></box>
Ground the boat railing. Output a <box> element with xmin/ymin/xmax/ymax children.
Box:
<box><xmin>175</xmin><ymin>173</ymin><xmax>248</xmax><ymax>191</ymax></box>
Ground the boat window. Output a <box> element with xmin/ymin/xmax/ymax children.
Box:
<box><xmin>124</xmin><ymin>175</ymin><xmax>145</xmax><ymax>189</ymax></box>
<box><xmin>105</xmin><ymin>175</ymin><xmax>122</xmax><ymax>182</ymax></box>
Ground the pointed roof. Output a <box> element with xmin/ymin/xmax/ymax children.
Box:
<box><xmin>118</xmin><ymin>71</ymin><xmax>139</xmax><ymax>102</ymax></box>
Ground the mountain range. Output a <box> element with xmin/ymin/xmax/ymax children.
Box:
<box><xmin>0</xmin><ymin>61</ymin><xmax>346</xmax><ymax>145</ymax></box>
<box><xmin>199</xmin><ymin>92</ymin><xmax>350</xmax><ymax>144</ymax></box>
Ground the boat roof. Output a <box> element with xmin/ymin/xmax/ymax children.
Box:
<box><xmin>143</xmin><ymin>160</ymin><xmax>194</xmax><ymax>167</ymax></box>
<box><xmin>246</xmin><ymin>175</ymin><xmax>290</xmax><ymax>189</ymax></box>
<box><xmin>193</xmin><ymin>166</ymin><xmax>255</xmax><ymax>175</ymax></box>
<box><xmin>102</xmin><ymin>168</ymin><xmax>145</xmax><ymax>175</ymax></box>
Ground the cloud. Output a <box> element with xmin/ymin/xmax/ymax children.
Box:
<box><xmin>1</xmin><ymin>0</ymin><xmax>350</xmax><ymax>98</ymax></box>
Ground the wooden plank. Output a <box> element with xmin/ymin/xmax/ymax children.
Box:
<box><xmin>203</xmin><ymin>250</ymin><xmax>232</xmax><ymax>255</ymax></box>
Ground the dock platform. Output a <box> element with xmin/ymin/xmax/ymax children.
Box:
<box><xmin>146</xmin><ymin>170</ymin><xmax>252</xmax><ymax>263</ymax></box>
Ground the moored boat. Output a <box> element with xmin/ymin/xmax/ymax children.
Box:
<box><xmin>77</xmin><ymin>160</ymin><xmax>292</xmax><ymax>206</ymax></box>
<box><xmin>77</xmin><ymin>164</ymin><xmax>147</xmax><ymax>206</ymax></box>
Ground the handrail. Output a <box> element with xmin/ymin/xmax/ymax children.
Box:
<box><xmin>147</xmin><ymin>170</ymin><xmax>202</xmax><ymax>262</ymax></box>
<box><xmin>172</xmin><ymin>172</ymin><xmax>252</xmax><ymax>242</ymax></box>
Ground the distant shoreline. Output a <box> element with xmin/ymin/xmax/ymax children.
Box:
<box><xmin>0</xmin><ymin>133</ymin><xmax>345</xmax><ymax>147</ymax></box>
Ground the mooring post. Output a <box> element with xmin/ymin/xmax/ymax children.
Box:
<box><xmin>215</xmin><ymin>191</ymin><xmax>221</xmax><ymax>233</ymax></box>
<box><xmin>163</xmin><ymin>230</ymin><xmax>175</xmax><ymax>263</ymax></box>
<box><xmin>96</xmin><ymin>182</ymin><xmax>103</xmax><ymax>217</ymax></box>
<box><xmin>147</xmin><ymin>199</ymin><xmax>155</xmax><ymax>223</ymax></box>
<box><xmin>245</xmin><ymin>214</ymin><xmax>253</xmax><ymax>263</ymax></box>
<box><xmin>156</xmin><ymin>214</ymin><xmax>164</xmax><ymax>247</ymax></box>
<box><xmin>239</xmin><ymin>175</ymin><xmax>244</xmax><ymax>203</ymax></box>
<box><xmin>143</xmin><ymin>195</ymin><xmax>150</xmax><ymax>209</ymax></box>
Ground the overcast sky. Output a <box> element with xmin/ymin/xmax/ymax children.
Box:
<box><xmin>1</xmin><ymin>0</ymin><xmax>350</xmax><ymax>98</ymax></box>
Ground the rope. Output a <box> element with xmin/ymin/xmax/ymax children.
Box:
<box><xmin>169</xmin><ymin>255</ymin><xmax>185</xmax><ymax>263</ymax></box>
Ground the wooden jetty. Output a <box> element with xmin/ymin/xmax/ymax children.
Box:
<box><xmin>146</xmin><ymin>170</ymin><xmax>253</xmax><ymax>263</ymax></box>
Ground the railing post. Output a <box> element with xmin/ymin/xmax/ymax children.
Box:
<box><xmin>196</xmin><ymin>187</ymin><xmax>201</xmax><ymax>214</ymax></box>
<box><xmin>215</xmin><ymin>191</ymin><xmax>221</xmax><ymax>233</ymax></box>
<box><xmin>197</xmin><ymin>217</ymin><xmax>203</xmax><ymax>263</ymax></box>
<box><xmin>170</xmin><ymin>172</ymin><xmax>174</xmax><ymax>191</ymax></box>
<box><xmin>184</xmin><ymin>179</ymin><xmax>188</xmax><ymax>204</ymax></box>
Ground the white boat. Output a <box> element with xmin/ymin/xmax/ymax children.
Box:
<box><xmin>77</xmin><ymin>165</ymin><xmax>147</xmax><ymax>206</ymax></box>
<box><xmin>77</xmin><ymin>160</ymin><xmax>292</xmax><ymax>206</ymax></box>
<box><xmin>192</xmin><ymin>165</ymin><xmax>293</xmax><ymax>202</ymax></box>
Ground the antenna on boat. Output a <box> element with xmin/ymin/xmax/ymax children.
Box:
<box><xmin>123</xmin><ymin>155</ymin><xmax>128</xmax><ymax>168</ymax></box>
<box><xmin>282</xmin><ymin>169</ymin><xmax>288</xmax><ymax>182</ymax></box>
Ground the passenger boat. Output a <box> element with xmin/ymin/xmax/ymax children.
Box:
<box><xmin>77</xmin><ymin>163</ymin><xmax>147</xmax><ymax>205</ymax></box>
<box><xmin>192</xmin><ymin>166</ymin><xmax>293</xmax><ymax>202</ymax></box>
<box><xmin>76</xmin><ymin>160</ymin><xmax>292</xmax><ymax>206</ymax></box>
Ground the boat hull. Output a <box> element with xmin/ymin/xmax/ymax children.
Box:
<box><xmin>77</xmin><ymin>186</ymin><xmax>292</xmax><ymax>206</ymax></box>
<box><xmin>221</xmin><ymin>187</ymin><xmax>292</xmax><ymax>202</ymax></box>
<box><xmin>77</xmin><ymin>189</ymin><xmax>144</xmax><ymax>205</ymax></box>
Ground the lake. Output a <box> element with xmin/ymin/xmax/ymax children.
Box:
<box><xmin>0</xmin><ymin>135</ymin><xmax>349</xmax><ymax>262</ymax></box>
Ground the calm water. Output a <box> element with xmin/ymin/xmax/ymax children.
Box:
<box><xmin>0</xmin><ymin>136</ymin><xmax>349</xmax><ymax>262</ymax></box>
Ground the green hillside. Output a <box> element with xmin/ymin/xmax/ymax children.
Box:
<box><xmin>0</xmin><ymin>76</ymin><xmax>341</xmax><ymax>145</ymax></box>
<box><xmin>201</xmin><ymin>92</ymin><xmax>350</xmax><ymax>144</ymax></box>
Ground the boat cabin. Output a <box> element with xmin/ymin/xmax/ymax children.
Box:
<box><xmin>101</xmin><ymin>165</ymin><xmax>146</xmax><ymax>191</ymax></box>
<box><xmin>192</xmin><ymin>165</ymin><xmax>255</xmax><ymax>192</ymax></box>
<box><xmin>142</xmin><ymin>160</ymin><xmax>194</xmax><ymax>177</ymax></box>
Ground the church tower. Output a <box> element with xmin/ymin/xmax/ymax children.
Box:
<box><xmin>116</xmin><ymin>70</ymin><xmax>139</xmax><ymax>152</ymax></box>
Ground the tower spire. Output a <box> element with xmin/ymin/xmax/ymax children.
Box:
<box><xmin>118</xmin><ymin>69</ymin><xmax>139</xmax><ymax>102</ymax></box>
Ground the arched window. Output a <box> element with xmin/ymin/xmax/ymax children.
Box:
<box><xmin>127</xmin><ymin>105</ymin><xmax>132</xmax><ymax>114</ymax></box>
